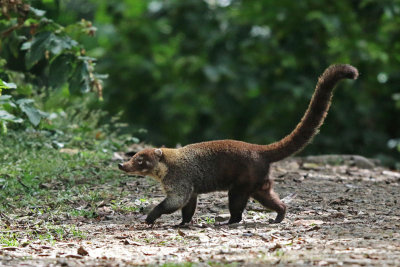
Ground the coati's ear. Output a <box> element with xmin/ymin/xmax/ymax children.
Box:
<box><xmin>154</xmin><ymin>148</ymin><xmax>163</xmax><ymax>158</ymax></box>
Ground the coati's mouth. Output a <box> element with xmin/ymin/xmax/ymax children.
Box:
<box><xmin>126</xmin><ymin>171</ymin><xmax>146</xmax><ymax>177</ymax></box>
<box><xmin>118</xmin><ymin>163</ymin><xmax>150</xmax><ymax>177</ymax></box>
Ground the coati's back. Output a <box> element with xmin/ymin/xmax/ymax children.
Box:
<box><xmin>179</xmin><ymin>140</ymin><xmax>269</xmax><ymax>193</ymax></box>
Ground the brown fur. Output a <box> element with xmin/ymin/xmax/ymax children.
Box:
<box><xmin>118</xmin><ymin>64</ymin><xmax>358</xmax><ymax>225</ymax></box>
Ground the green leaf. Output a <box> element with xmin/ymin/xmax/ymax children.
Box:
<box><xmin>16</xmin><ymin>99</ymin><xmax>45</xmax><ymax>126</ymax></box>
<box><xmin>0</xmin><ymin>95</ymin><xmax>16</xmax><ymax>108</ymax></box>
<box><xmin>0</xmin><ymin>79</ymin><xmax>16</xmax><ymax>89</ymax></box>
<box><xmin>0</xmin><ymin>95</ymin><xmax>12</xmax><ymax>101</ymax></box>
<box><xmin>68</xmin><ymin>61</ymin><xmax>91</xmax><ymax>95</ymax></box>
<box><xmin>30</xmin><ymin>7</ymin><xmax>46</xmax><ymax>17</ymax></box>
<box><xmin>24</xmin><ymin>32</ymin><xmax>79</xmax><ymax>69</ymax></box>
<box><xmin>24</xmin><ymin>32</ymin><xmax>51</xmax><ymax>69</ymax></box>
<box><xmin>47</xmin><ymin>35</ymin><xmax>76</xmax><ymax>55</ymax></box>
<box><xmin>1</xmin><ymin>121</ymin><xmax>7</xmax><ymax>134</ymax></box>
<box><xmin>21</xmin><ymin>41</ymin><xmax>32</xmax><ymax>50</ymax></box>
<box><xmin>20</xmin><ymin>104</ymin><xmax>41</xmax><ymax>126</ymax></box>
<box><xmin>2</xmin><ymin>82</ymin><xmax>17</xmax><ymax>89</ymax></box>
<box><xmin>0</xmin><ymin>110</ymin><xmax>23</xmax><ymax>123</ymax></box>
<box><xmin>49</xmin><ymin>54</ymin><xmax>73</xmax><ymax>88</ymax></box>
<box><xmin>16</xmin><ymin>99</ymin><xmax>35</xmax><ymax>105</ymax></box>
<box><xmin>81</xmin><ymin>61</ymin><xmax>91</xmax><ymax>93</ymax></box>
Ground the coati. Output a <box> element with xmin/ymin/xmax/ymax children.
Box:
<box><xmin>118</xmin><ymin>64</ymin><xmax>358</xmax><ymax>225</ymax></box>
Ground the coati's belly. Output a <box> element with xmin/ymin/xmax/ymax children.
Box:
<box><xmin>190</xmin><ymin>169</ymin><xmax>244</xmax><ymax>194</ymax></box>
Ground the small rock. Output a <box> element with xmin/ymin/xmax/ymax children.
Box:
<box><xmin>350</xmin><ymin>155</ymin><xmax>375</xmax><ymax>169</ymax></box>
<box><xmin>383</xmin><ymin>170</ymin><xmax>400</xmax><ymax>178</ymax></box>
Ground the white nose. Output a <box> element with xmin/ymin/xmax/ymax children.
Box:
<box><xmin>118</xmin><ymin>163</ymin><xmax>124</xmax><ymax>170</ymax></box>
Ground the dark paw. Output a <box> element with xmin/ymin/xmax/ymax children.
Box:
<box><xmin>173</xmin><ymin>222</ymin><xmax>190</xmax><ymax>228</ymax></box>
<box><xmin>145</xmin><ymin>215</ymin><xmax>156</xmax><ymax>225</ymax></box>
<box><xmin>228</xmin><ymin>218</ymin><xmax>242</xmax><ymax>224</ymax></box>
<box><xmin>269</xmin><ymin>217</ymin><xmax>283</xmax><ymax>224</ymax></box>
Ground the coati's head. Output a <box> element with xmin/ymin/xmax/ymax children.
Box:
<box><xmin>118</xmin><ymin>148</ymin><xmax>164</xmax><ymax>179</ymax></box>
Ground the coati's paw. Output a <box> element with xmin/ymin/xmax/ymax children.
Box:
<box><xmin>179</xmin><ymin>221</ymin><xmax>190</xmax><ymax>226</ymax></box>
<box><xmin>228</xmin><ymin>218</ymin><xmax>242</xmax><ymax>224</ymax></box>
<box><xmin>268</xmin><ymin>217</ymin><xmax>283</xmax><ymax>224</ymax></box>
<box><xmin>145</xmin><ymin>215</ymin><xmax>156</xmax><ymax>225</ymax></box>
<box><xmin>173</xmin><ymin>222</ymin><xmax>190</xmax><ymax>228</ymax></box>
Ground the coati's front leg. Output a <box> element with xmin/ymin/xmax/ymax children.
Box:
<box><xmin>228</xmin><ymin>187</ymin><xmax>250</xmax><ymax>224</ymax></box>
<box><xmin>145</xmin><ymin>190</ymin><xmax>193</xmax><ymax>225</ymax></box>
<box><xmin>179</xmin><ymin>194</ymin><xmax>198</xmax><ymax>225</ymax></box>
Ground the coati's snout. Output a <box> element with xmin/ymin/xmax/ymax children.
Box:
<box><xmin>118</xmin><ymin>148</ymin><xmax>163</xmax><ymax>176</ymax></box>
<box><xmin>117</xmin><ymin>163</ymin><xmax>125</xmax><ymax>171</ymax></box>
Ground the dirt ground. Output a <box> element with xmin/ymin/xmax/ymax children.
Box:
<box><xmin>1</xmin><ymin>155</ymin><xmax>400</xmax><ymax>266</ymax></box>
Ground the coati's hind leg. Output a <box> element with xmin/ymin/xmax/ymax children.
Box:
<box><xmin>179</xmin><ymin>194</ymin><xmax>197</xmax><ymax>226</ymax></box>
<box><xmin>228</xmin><ymin>187</ymin><xmax>250</xmax><ymax>224</ymax></box>
<box><xmin>252</xmin><ymin>185</ymin><xmax>286</xmax><ymax>223</ymax></box>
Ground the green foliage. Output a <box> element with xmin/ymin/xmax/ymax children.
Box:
<box><xmin>0</xmin><ymin>0</ymin><xmax>104</xmax><ymax>96</ymax></box>
<box><xmin>43</xmin><ymin>0</ymin><xmax>398</xmax><ymax>163</ymax></box>
<box><xmin>0</xmin><ymin>0</ymin><xmax>105</xmax><ymax>133</ymax></box>
<box><xmin>0</xmin><ymin>77</ymin><xmax>47</xmax><ymax>133</ymax></box>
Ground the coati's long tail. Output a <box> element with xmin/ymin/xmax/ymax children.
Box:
<box><xmin>262</xmin><ymin>64</ymin><xmax>358</xmax><ymax>162</ymax></box>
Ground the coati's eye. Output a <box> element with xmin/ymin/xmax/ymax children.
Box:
<box><xmin>136</xmin><ymin>157</ymin><xmax>143</xmax><ymax>165</ymax></box>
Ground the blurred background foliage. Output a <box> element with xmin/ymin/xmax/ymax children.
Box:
<box><xmin>1</xmin><ymin>0</ymin><xmax>399</xmax><ymax>167</ymax></box>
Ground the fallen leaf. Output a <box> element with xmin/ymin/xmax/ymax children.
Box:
<box><xmin>115</xmin><ymin>235</ymin><xmax>129</xmax><ymax>240</ymax></box>
<box><xmin>269</xmin><ymin>243</ymin><xmax>282</xmax><ymax>252</ymax></box>
<box><xmin>65</xmin><ymin>254</ymin><xmax>83</xmax><ymax>259</ymax></box>
<box><xmin>1</xmin><ymin>247</ymin><xmax>18</xmax><ymax>251</ymax></box>
<box><xmin>177</xmin><ymin>229</ymin><xmax>186</xmax><ymax>237</ymax></box>
<box><xmin>77</xmin><ymin>246</ymin><xmax>89</xmax><ymax>256</ymax></box>
<box><xmin>306</xmin><ymin>225</ymin><xmax>321</xmax><ymax>232</ymax></box>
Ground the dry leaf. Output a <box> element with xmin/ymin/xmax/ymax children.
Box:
<box><xmin>77</xmin><ymin>246</ymin><xmax>89</xmax><ymax>256</ymax></box>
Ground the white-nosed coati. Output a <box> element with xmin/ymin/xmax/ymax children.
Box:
<box><xmin>118</xmin><ymin>64</ymin><xmax>358</xmax><ymax>225</ymax></box>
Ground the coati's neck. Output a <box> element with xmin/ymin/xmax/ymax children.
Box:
<box><xmin>261</xmin><ymin>64</ymin><xmax>358</xmax><ymax>162</ymax></box>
